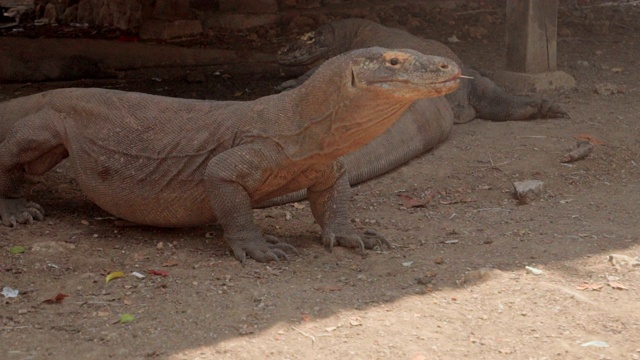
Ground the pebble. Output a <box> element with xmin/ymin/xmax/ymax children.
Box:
<box><xmin>513</xmin><ymin>180</ymin><xmax>545</xmax><ymax>204</ymax></box>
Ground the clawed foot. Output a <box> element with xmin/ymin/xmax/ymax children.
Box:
<box><xmin>322</xmin><ymin>228</ymin><xmax>393</xmax><ymax>253</ymax></box>
<box><xmin>227</xmin><ymin>233</ymin><xmax>298</xmax><ymax>263</ymax></box>
<box><xmin>541</xmin><ymin>99</ymin><xmax>569</xmax><ymax>119</ymax></box>
<box><xmin>0</xmin><ymin>198</ymin><xmax>45</xmax><ymax>227</ymax></box>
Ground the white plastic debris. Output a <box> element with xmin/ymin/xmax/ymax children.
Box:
<box><xmin>2</xmin><ymin>286</ymin><xmax>19</xmax><ymax>298</ymax></box>
<box><xmin>131</xmin><ymin>272</ymin><xmax>146</xmax><ymax>279</ymax></box>
<box><xmin>580</xmin><ymin>340</ymin><xmax>609</xmax><ymax>348</ymax></box>
<box><xmin>525</xmin><ymin>266</ymin><xmax>543</xmax><ymax>275</ymax></box>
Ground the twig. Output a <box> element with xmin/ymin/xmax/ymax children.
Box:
<box><xmin>292</xmin><ymin>326</ymin><xmax>316</xmax><ymax>344</ymax></box>
<box><xmin>455</xmin><ymin>9</ymin><xmax>497</xmax><ymax>15</ymax></box>
<box><xmin>474</xmin><ymin>208</ymin><xmax>512</xmax><ymax>212</ymax></box>
<box><xmin>470</xmin><ymin>160</ymin><xmax>511</xmax><ymax>168</ymax></box>
<box><xmin>577</xmin><ymin>0</ymin><xmax>640</xmax><ymax>7</ymax></box>
<box><xmin>2</xmin><ymin>325</ymin><xmax>32</xmax><ymax>330</ymax></box>
<box><xmin>562</xmin><ymin>141</ymin><xmax>594</xmax><ymax>163</ymax></box>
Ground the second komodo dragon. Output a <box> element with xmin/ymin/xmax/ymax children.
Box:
<box><xmin>0</xmin><ymin>47</ymin><xmax>461</xmax><ymax>263</ymax></box>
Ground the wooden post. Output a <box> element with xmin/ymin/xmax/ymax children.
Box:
<box><xmin>505</xmin><ymin>0</ymin><xmax>558</xmax><ymax>73</ymax></box>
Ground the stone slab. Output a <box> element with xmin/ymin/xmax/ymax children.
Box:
<box><xmin>218</xmin><ymin>0</ymin><xmax>278</xmax><ymax>14</ymax></box>
<box><xmin>139</xmin><ymin>19</ymin><xmax>203</xmax><ymax>40</ymax></box>
<box><xmin>203</xmin><ymin>13</ymin><xmax>280</xmax><ymax>30</ymax></box>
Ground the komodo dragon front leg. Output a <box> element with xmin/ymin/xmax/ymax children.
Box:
<box><xmin>306</xmin><ymin>160</ymin><xmax>390</xmax><ymax>252</ymax></box>
<box><xmin>206</xmin><ymin>142</ymin><xmax>387</xmax><ymax>262</ymax></box>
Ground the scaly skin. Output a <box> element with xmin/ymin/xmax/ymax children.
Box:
<box><xmin>0</xmin><ymin>47</ymin><xmax>461</xmax><ymax>263</ymax></box>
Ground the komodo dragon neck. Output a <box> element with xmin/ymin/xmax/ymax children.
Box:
<box><xmin>252</xmin><ymin>58</ymin><xmax>415</xmax><ymax>162</ymax></box>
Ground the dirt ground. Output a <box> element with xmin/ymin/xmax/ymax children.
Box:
<box><xmin>2</xmin><ymin>1</ymin><xmax>640</xmax><ymax>359</ymax></box>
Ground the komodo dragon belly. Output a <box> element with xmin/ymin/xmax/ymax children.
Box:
<box><xmin>67</xmin><ymin>151</ymin><xmax>217</xmax><ymax>228</ymax></box>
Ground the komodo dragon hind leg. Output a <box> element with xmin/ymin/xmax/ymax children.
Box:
<box><xmin>0</xmin><ymin>109</ymin><xmax>67</xmax><ymax>226</ymax></box>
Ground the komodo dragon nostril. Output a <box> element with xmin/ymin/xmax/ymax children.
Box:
<box><xmin>439</xmin><ymin>63</ymin><xmax>450</xmax><ymax>70</ymax></box>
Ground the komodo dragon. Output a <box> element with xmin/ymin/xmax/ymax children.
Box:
<box><xmin>263</xmin><ymin>18</ymin><xmax>568</xmax><ymax>206</ymax></box>
<box><xmin>0</xmin><ymin>47</ymin><xmax>461</xmax><ymax>263</ymax></box>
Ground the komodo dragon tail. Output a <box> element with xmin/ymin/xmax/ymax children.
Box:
<box><xmin>465</xmin><ymin>68</ymin><xmax>568</xmax><ymax>122</ymax></box>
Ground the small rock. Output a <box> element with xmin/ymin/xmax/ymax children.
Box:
<box><xmin>577</xmin><ymin>60</ymin><xmax>590</xmax><ymax>67</ymax></box>
<box><xmin>461</xmin><ymin>268</ymin><xmax>502</xmax><ymax>284</ymax></box>
<box><xmin>608</xmin><ymin>254</ymin><xmax>640</xmax><ymax>268</ymax></box>
<box><xmin>513</xmin><ymin>180</ymin><xmax>544</xmax><ymax>204</ymax></box>
<box><xmin>595</xmin><ymin>82</ymin><xmax>623</xmax><ymax>96</ymax></box>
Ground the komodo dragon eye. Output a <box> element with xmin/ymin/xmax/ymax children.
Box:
<box><xmin>389</xmin><ymin>58</ymin><xmax>399</xmax><ymax>66</ymax></box>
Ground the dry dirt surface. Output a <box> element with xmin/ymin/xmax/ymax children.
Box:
<box><xmin>2</xmin><ymin>1</ymin><xmax>640</xmax><ymax>359</ymax></box>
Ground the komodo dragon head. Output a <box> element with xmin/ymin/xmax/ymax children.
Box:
<box><xmin>278</xmin><ymin>23</ymin><xmax>336</xmax><ymax>66</ymax></box>
<box><xmin>336</xmin><ymin>47</ymin><xmax>461</xmax><ymax>99</ymax></box>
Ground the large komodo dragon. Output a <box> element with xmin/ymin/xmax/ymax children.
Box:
<box><xmin>267</xmin><ymin>18</ymin><xmax>568</xmax><ymax>205</ymax></box>
<box><xmin>0</xmin><ymin>47</ymin><xmax>461</xmax><ymax>263</ymax></box>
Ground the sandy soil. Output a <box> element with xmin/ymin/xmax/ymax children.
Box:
<box><xmin>1</xmin><ymin>1</ymin><xmax>640</xmax><ymax>359</ymax></box>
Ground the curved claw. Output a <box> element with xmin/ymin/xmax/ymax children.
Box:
<box><xmin>0</xmin><ymin>198</ymin><xmax>45</xmax><ymax>227</ymax></box>
<box><xmin>363</xmin><ymin>229</ymin><xmax>393</xmax><ymax>250</ymax></box>
<box><xmin>229</xmin><ymin>234</ymin><xmax>298</xmax><ymax>263</ymax></box>
<box><xmin>540</xmin><ymin>99</ymin><xmax>569</xmax><ymax>119</ymax></box>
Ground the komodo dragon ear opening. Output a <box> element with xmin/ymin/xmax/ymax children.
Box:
<box><xmin>350</xmin><ymin>67</ymin><xmax>357</xmax><ymax>88</ymax></box>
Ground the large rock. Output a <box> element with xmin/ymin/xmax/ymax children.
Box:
<box><xmin>218</xmin><ymin>0</ymin><xmax>277</xmax><ymax>14</ymax></box>
<box><xmin>139</xmin><ymin>19</ymin><xmax>202</xmax><ymax>39</ymax></box>
<box><xmin>152</xmin><ymin>0</ymin><xmax>191</xmax><ymax>20</ymax></box>
<box><xmin>77</xmin><ymin>0</ymin><xmax>148</xmax><ymax>30</ymax></box>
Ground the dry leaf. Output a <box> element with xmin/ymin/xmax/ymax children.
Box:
<box><xmin>573</xmin><ymin>133</ymin><xmax>605</xmax><ymax>145</ymax></box>
<box><xmin>42</xmin><ymin>293</ymin><xmax>69</xmax><ymax>304</ymax></box>
<box><xmin>105</xmin><ymin>271</ymin><xmax>125</xmax><ymax>283</ymax></box>
<box><xmin>576</xmin><ymin>282</ymin><xmax>604</xmax><ymax>291</ymax></box>
<box><xmin>162</xmin><ymin>259</ymin><xmax>179</xmax><ymax>267</ymax></box>
<box><xmin>608</xmin><ymin>281</ymin><xmax>628</xmax><ymax>290</ymax></box>
<box><xmin>148</xmin><ymin>269</ymin><xmax>169</xmax><ymax>277</ymax></box>
<box><xmin>398</xmin><ymin>193</ymin><xmax>433</xmax><ymax>208</ymax></box>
